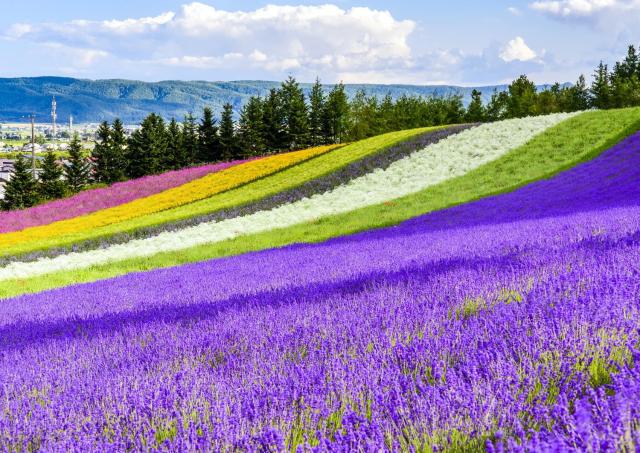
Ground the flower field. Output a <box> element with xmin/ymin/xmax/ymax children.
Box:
<box><xmin>0</xmin><ymin>159</ymin><xmax>251</xmax><ymax>234</ymax></box>
<box><xmin>1</xmin><ymin>109</ymin><xmax>640</xmax><ymax>450</ymax></box>
<box><xmin>0</xmin><ymin>144</ymin><xmax>340</xmax><ymax>250</ymax></box>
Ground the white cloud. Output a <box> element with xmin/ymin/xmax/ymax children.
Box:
<box><xmin>6</xmin><ymin>2</ymin><xmax>416</xmax><ymax>82</ymax></box>
<box><xmin>508</xmin><ymin>6</ymin><xmax>523</xmax><ymax>15</ymax></box>
<box><xmin>529</xmin><ymin>0</ymin><xmax>639</xmax><ymax>17</ymax></box>
<box><xmin>499</xmin><ymin>37</ymin><xmax>538</xmax><ymax>62</ymax></box>
<box><xmin>2</xmin><ymin>2</ymin><xmax>567</xmax><ymax>84</ymax></box>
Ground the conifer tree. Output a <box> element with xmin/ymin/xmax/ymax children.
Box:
<box><xmin>262</xmin><ymin>88</ymin><xmax>285</xmax><ymax>152</ymax></box>
<box><xmin>308</xmin><ymin>78</ymin><xmax>326</xmax><ymax>146</ymax></box>
<box><xmin>39</xmin><ymin>151</ymin><xmax>66</xmax><ymax>200</ymax></box>
<box><xmin>323</xmin><ymin>82</ymin><xmax>349</xmax><ymax>143</ymax></box>
<box><xmin>238</xmin><ymin>96</ymin><xmax>265</xmax><ymax>157</ymax></box>
<box><xmin>219</xmin><ymin>103</ymin><xmax>237</xmax><ymax>161</ymax></box>
<box><xmin>181</xmin><ymin>113</ymin><xmax>199</xmax><ymax>164</ymax></box>
<box><xmin>109</xmin><ymin>119</ymin><xmax>127</xmax><ymax>183</ymax></box>
<box><xmin>568</xmin><ymin>75</ymin><xmax>590</xmax><ymax>111</ymax></box>
<box><xmin>280</xmin><ymin>77</ymin><xmax>309</xmax><ymax>149</ymax></box>
<box><xmin>126</xmin><ymin>114</ymin><xmax>167</xmax><ymax>178</ymax></box>
<box><xmin>163</xmin><ymin>118</ymin><xmax>185</xmax><ymax>170</ymax></box>
<box><xmin>591</xmin><ymin>62</ymin><xmax>611</xmax><ymax>110</ymax></box>
<box><xmin>64</xmin><ymin>134</ymin><xmax>91</xmax><ymax>192</ymax></box>
<box><xmin>198</xmin><ymin>107</ymin><xmax>220</xmax><ymax>163</ymax></box>
<box><xmin>91</xmin><ymin>121</ymin><xmax>112</xmax><ymax>184</ymax></box>
<box><xmin>465</xmin><ymin>89</ymin><xmax>486</xmax><ymax>122</ymax></box>
<box><xmin>1</xmin><ymin>154</ymin><xmax>39</xmax><ymax>210</ymax></box>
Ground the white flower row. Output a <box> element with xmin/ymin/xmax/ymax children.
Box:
<box><xmin>0</xmin><ymin>112</ymin><xmax>579</xmax><ymax>281</ymax></box>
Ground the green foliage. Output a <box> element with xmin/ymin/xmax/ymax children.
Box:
<box><xmin>1</xmin><ymin>154</ymin><xmax>39</xmax><ymax>211</ymax></box>
<box><xmin>218</xmin><ymin>103</ymin><xmax>237</xmax><ymax>161</ymax></box>
<box><xmin>197</xmin><ymin>107</ymin><xmax>219</xmax><ymax>163</ymax></box>
<box><xmin>163</xmin><ymin>118</ymin><xmax>185</xmax><ymax>170</ymax></box>
<box><xmin>126</xmin><ymin>113</ymin><xmax>167</xmax><ymax>178</ymax></box>
<box><xmin>280</xmin><ymin>76</ymin><xmax>309</xmax><ymax>149</ymax></box>
<box><xmin>64</xmin><ymin>134</ymin><xmax>91</xmax><ymax>192</ymax></box>
<box><xmin>180</xmin><ymin>113</ymin><xmax>198</xmax><ymax>166</ymax></box>
<box><xmin>92</xmin><ymin>120</ymin><xmax>127</xmax><ymax>185</ymax></box>
<box><xmin>465</xmin><ymin>89</ymin><xmax>486</xmax><ymax>122</ymax></box>
<box><xmin>237</xmin><ymin>96</ymin><xmax>265</xmax><ymax>157</ymax></box>
<box><xmin>38</xmin><ymin>151</ymin><xmax>67</xmax><ymax>200</ymax></box>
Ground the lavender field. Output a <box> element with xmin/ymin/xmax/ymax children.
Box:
<box><xmin>1</xmin><ymin>128</ymin><xmax>639</xmax><ymax>451</ymax></box>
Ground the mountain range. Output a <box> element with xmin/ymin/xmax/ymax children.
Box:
<box><xmin>0</xmin><ymin>77</ymin><xmax>526</xmax><ymax>124</ymax></box>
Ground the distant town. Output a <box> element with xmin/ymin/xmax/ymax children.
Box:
<box><xmin>0</xmin><ymin>97</ymin><xmax>138</xmax><ymax>199</ymax></box>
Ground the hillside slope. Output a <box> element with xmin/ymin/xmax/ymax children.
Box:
<box><xmin>1</xmin><ymin>108</ymin><xmax>639</xmax><ymax>450</ymax></box>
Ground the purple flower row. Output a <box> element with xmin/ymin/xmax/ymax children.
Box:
<box><xmin>0</xmin><ymin>158</ymin><xmax>253</xmax><ymax>234</ymax></box>
<box><xmin>0</xmin><ymin>132</ymin><xmax>639</xmax><ymax>450</ymax></box>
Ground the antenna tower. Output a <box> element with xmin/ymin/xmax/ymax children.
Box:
<box><xmin>51</xmin><ymin>96</ymin><xmax>58</xmax><ymax>138</ymax></box>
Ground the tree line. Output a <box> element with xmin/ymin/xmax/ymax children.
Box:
<box><xmin>3</xmin><ymin>45</ymin><xmax>640</xmax><ymax>211</ymax></box>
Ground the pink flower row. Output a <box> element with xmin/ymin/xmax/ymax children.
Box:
<box><xmin>0</xmin><ymin>159</ymin><xmax>253</xmax><ymax>234</ymax></box>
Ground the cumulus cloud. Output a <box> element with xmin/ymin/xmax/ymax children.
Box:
<box><xmin>2</xmin><ymin>2</ymin><xmax>561</xmax><ymax>84</ymax></box>
<box><xmin>529</xmin><ymin>0</ymin><xmax>640</xmax><ymax>17</ymax></box>
<box><xmin>6</xmin><ymin>2</ymin><xmax>416</xmax><ymax>81</ymax></box>
<box><xmin>499</xmin><ymin>37</ymin><xmax>538</xmax><ymax>62</ymax></box>
<box><xmin>530</xmin><ymin>0</ymin><xmax>640</xmax><ymax>35</ymax></box>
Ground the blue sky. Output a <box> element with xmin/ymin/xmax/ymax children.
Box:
<box><xmin>0</xmin><ymin>0</ymin><xmax>637</xmax><ymax>85</ymax></box>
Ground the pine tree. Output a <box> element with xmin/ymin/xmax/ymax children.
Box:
<box><xmin>163</xmin><ymin>118</ymin><xmax>185</xmax><ymax>170</ymax></box>
<box><xmin>465</xmin><ymin>89</ymin><xmax>486</xmax><ymax>122</ymax></box>
<box><xmin>348</xmin><ymin>89</ymin><xmax>370</xmax><ymax>141</ymax></box>
<box><xmin>219</xmin><ymin>103</ymin><xmax>237</xmax><ymax>161</ymax></box>
<box><xmin>323</xmin><ymin>82</ymin><xmax>349</xmax><ymax>143</ymax></box>
<box><xmin>198</xmin><ymin>107</ymin><xmax>220</xmax><ymax>163</ymax></box>
<box><xmin>308</xmin><ymin>78</ymin><xmax>325</xmax><ymax>146</ymax></box>
<box><xmin>568</xmin><ymin>75</ymin><xmax>590</xmax><ymax>111</ymax></box>
<box><xmin>591</xmin><ymin>61</ymin><xmax>611</xmax><ymax>109</ymax></box>
<box><xmin>181</xmin><ymin>113</ymin><xmax>199</xmax><ymax>164</ymax></box>
<box><xmin>109</xmin><ymin>119</ymin><xmax>127</xmax><ymax>183</ymax></box>
<box><xmin>39</xmin><ymin>151</ymin><xmax>66</xmax><ymax>200</ymax></box>
<box><xmin>262</xmin><ymin>88</ymin><xmax>285</xmax><ymax>152</ymax></box>
<box><xmin>1</xmin><ymin>154</ymin><xmax>39</xmax><ymax>210</ymax></box>
<box><xmin>65</xmin><ymin>134</ymin><xmax>91</xmax><ymax>192</ymax></box>
<box><xmin>126</xmin><ymin>114</ymin><xmax>167</xmax><ymax>178</ymax></box>
<box><xmin>280</xmin><ymin>77</ymin><xmax>309</xmax><ymax>149</ymax></box>
<box><xmin>91</xmin><ymin>121</ymin><xmax>112</xmax><ymax>184</ymax></box>
<box><xmin>238</xmin><ymin>96</ymin><xmax>265</xmax><ymax>157</ymax></box>
<box><xmin>620</xmin><ymin>45</ymin><xmax>639</xmax><ymax>79</ymax></box>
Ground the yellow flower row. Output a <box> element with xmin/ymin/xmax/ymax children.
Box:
<box><xmin>0</xmin><ymin>145</ymin><xmax>341</xmax><ymax>248</ymax></box>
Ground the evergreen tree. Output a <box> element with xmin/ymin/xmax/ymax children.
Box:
<box><xmin>485</xmin><ymin>90</ymin><xmax>509</xmax><ymax>121</ymax></box>
<box><xmin>163</xmin><ymin>118</ymin><xmax>185</xmax><ymax>170</ymax></box>
<box><xmin>238</xmin><ymin>96</ymin><xmax>265</xmax><ymax>157</ymax></box>
<box><xmin>308</xmin><ymin>78</ymin><xmax>326</xmax><ymax>145</ymax></box>
<box><xmin>348</xmin><ymin>89</ymin><xmax>370</xmax><ymax>141</ymax></box>
<box><xmin>219</xmin><ymin>103</ymin><xmax>237</xmax><ymax>161</ymax></box>
<box><xmin>591</xmin><ymin>61</ymin><xmax>611</xmax><ymax>109</ymax></box>
<box><xmin>262</xmin><ymin>88</ymin><xmax>285</xmax><ymax>152</ymax></box>
<box><xmin>181</xmin><ymin>113</ymin><xmax>199</xmax><ymax>164</ymax></box>
<box><xmin>109</xmin><ymin>119</ymin><xmax>127</xmax><ymax>183</ymax></box>
<box><xmin>465</xmin><ymin>89</ymin><xmax>486</xmax><ymax>122</ymax></box>
<box><xmin>39</xmin><ymin>151</ymin><xmax>66</xmax><ymax>200</ymax></box>
<box><xmin>1</xmin><ymin>154</ymin><xmax>39</xmax><ymax>210</ymax></box>
<box><xmin>619</xmin><ymin>45</ymin><xmax>639</xmax><ymax>79</ymax></box>
<box><xmin>378</xmin><ymin>94</ymin><xmax>396</xmax><ymax>132</ymax></box>
<box><xmin>65</xmin><ymin>134</ymin><xmax>91</xmax><ymax>192</ymax></box>
<box><xmin>126</xmin><ymin>113</ymin><xmax>167</xmax><ymax>178</ymax></box>
<box><xmin>280</xmin><ymin>76</ymin><xmax>309</xmax><ymax>149</ymax></box>
<box><xmin>198</xmin><ymin>107</ymin><xmax>220</xmax><ymax>162</ymax></box>
<box><xmin>91</xmin><ymin>121</ymin><xmax>112</xmax><ymax>184</ymax></box>
<box><xmin>506</xmin><ymin>75</ymin><xmax>538</xmax><ymax>118</ymax></box>
<box><xmin>567</xmin><ymin>75</ymin><xmax>590</xmax><ymax>111</ymax></box>
<box><xmin>323</xmin><ymin>82</ymin><xmax>349</xmax><ymax>144</ymax></box>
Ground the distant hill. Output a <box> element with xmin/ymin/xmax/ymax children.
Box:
<box><xmin>0</xmin><ymin>77</ymin><xmax>551</xmax><ymax>124</ymax></box>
